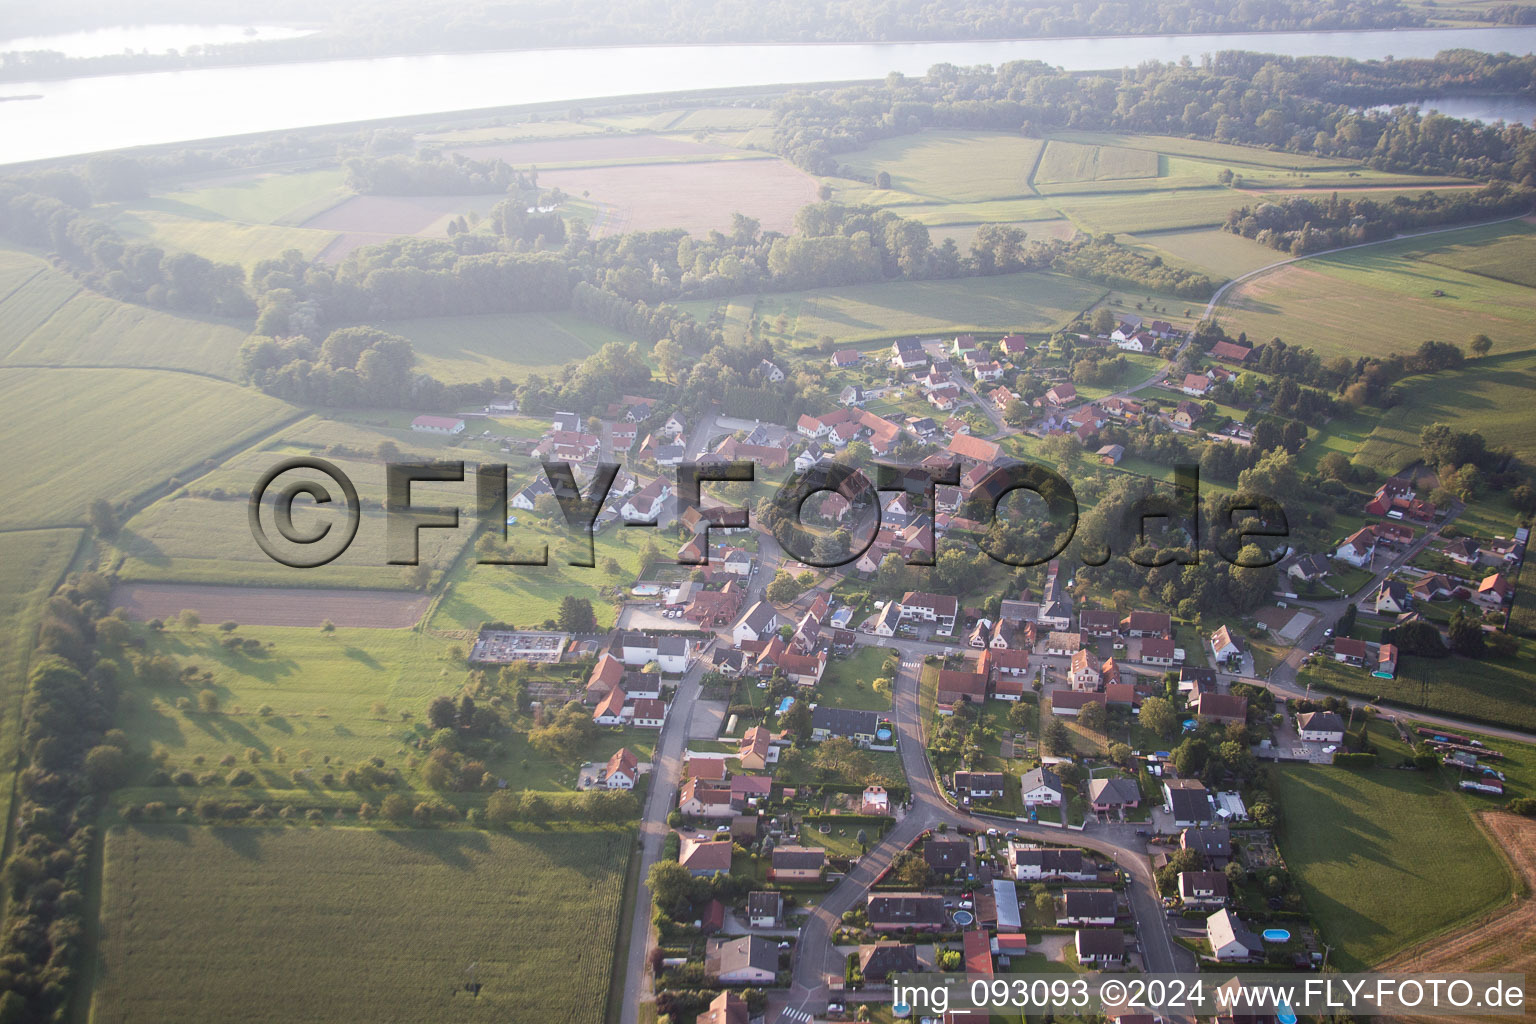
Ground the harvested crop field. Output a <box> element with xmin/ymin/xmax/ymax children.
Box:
<box><xmin>89</xmin><ymin>825</ymin><xmax>631</xmax><ymax>1024</ymax></box>
<box><xmin>450</xmin><ymin>133</ymin><xmax>736</xmax><ymax>165</ymax></box>
<box><xmin>303</xmin><ymin>194</ymin><xmax>502</xmax><ymax>262</ymax></box>
<box><xmin>111</xmin><ymin>583</ymin><xmax>431</xmax><ymax>627</ymax></box>
<box><xmin>541</xmin><ymin>158</ymin><xmax>818</xmax><ymax>236</ymax></box>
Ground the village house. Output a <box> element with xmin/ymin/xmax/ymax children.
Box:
<box><xmin>1334</xmin><ymin>527</ymin><xmax>1377</xmax><ymax>568</ymax></box>
<box><xmin>810</xmin><ymin>706</ymin><xmax>882</xmax><ymax>745</ymax></box>
<box><xmin>601</xmin><ymin>747</ymin><xmax>640</xmax><ymax>790</ymax></box>
<box><xmin>769</xmin><ymin>845</ymin><xmax>825</xmax><ymax>882</ymax></box>
<box><xmin>891</xmin><ymin>338</ymin><xmax>928</xmax><ymax>369</ymax></box>
<box><xmin>1044</xmin><ymin>382</ymin><xmax>1078</xmax><ymax>407</ymax></box>
<box><xmin>1332</xmin><ymin>636</ymin><xmax>1368</xmax><ymax>668</ymax></box>
<box><xmin>1012</xmin><ymin>845</ymin><xmax>1096</xmax><ymax>881</ymax></box>
<box><xmin>680</xmin><ymin>836</ymin><xmax>734</xmax><ymax>877</ymax></box>
<box><xmin>1088</xmin><ymin>777</ymin><xmax>1141</xmax><ymax>816</ymax></box>
<box><xmin>1164</xmin><ymin>779</ymin><xmax>1213</xmax><ymax>828</ymax></box>
<box><xmin>1172</xmin><ymin>401</ymin><xmax>1202</xmax><ymax>429</ymax></box>
<box><xmin>1076</xmin><ymin>929</ymin><xmax>1125</xmax><ymax>965</ymax></box>
<box><xmin>620</xmin><ymin>478</ymin><xmax>671</xmax><ymax>523</ymax></box>
<box><xmin>1181</xmin><ymin>826</ymin><xmax>1232</xmax><ymax>863</ymax></box>
<box><xmin>899</xmin><ymin>591</ymin><xmax>959</xmax><ymax>635</ymax></box>
<box><xmin>1207</xmin><ymin>909</ymin><xmax>1263</xmax><ymax>962</ymax></box>
<box><xmin>954</xmin><ymin>770</ymin><xmax>1006</xmax><ymax>800</ymax></box>
<box><xmin>1020</xmin><ymin>766</ymin><xmax>1064</xmax><ymax>807</ymax></box>
<box><xmin>705</xmin><ymin>936</ymin><xmax>777</xmax><ymax>984</ymax></box>
<box><xmin>924</xmin><ymin>836</ymin><xmax>974</xmax><ymax>879</ymax></box>
<box><xmin>748</xmin><ymin>891</ymin><xmax>783</xmax><ymax>929</ymax></box>
<box><xmin>1138</xmin><ymin>637</ymin><xmax>1180</xmax><ymax>667</ymax></box>
<box><xmin>936</xmin><ymin>668</ymin><xmax>988</xmax><ymax>708</ymax></box>
<box><xmin>737</xmin><ymin>726</ymin><xmax>773</xmax><ymax>770</ymax></box>
<box><xmin>858</xmin><ymin>942</ymin><xmax>921</xmax><ymax>982</ymax></box>
<box><xmin>1068</xmin><ymin>649</ymin><xmax>1102</xmax><ymax>690</ymax></box>
<box><xmin>1181</xmin><ymin>373</ymin><xmax>1211</xmax><ymax>397</ymax></box>
<box><xmin>1286</xmin><ymin>553</ymin><xmax>1331</xmax><ymax>583</ymax></box>
<box><xmin>1209</xmin><ymin>340</ymin><xmax>1252</xmax><ymax>364</ymax></box>
<box><xmin>1191</xmin><ymin>691</ymin><xmax>1248</xmax><ymax>726</ymax></box>
<box><xmin>733</xmin><ymin>601</ymin><xmax>779</xmax><ymax>645</ymax></box>
<box><xmin>1057</xmin><ymin>889</ymin><xmax>1118</xmax><ymax>926</ymax></box>
<box><xmin>831</xmin><ymin>349</ymin><xmax>862</xmax><ymax>369</ymax></box>
<box><xmin>1209</xmin><ymin>625</ymin><xmax>1243</xmax><ymax>668</ymax></box>
<box><xmin>1375</xmin><ymin>579</ymin><xmax>1411</xmax><ymax>615</ymax></box>
<box><xmin>410</xmin><ymin>414</ymin><xmax>466</xmax><ymax>435</ymax></box>
<box><xmin>1296</xmin><ymin>710</ymin><xmax>1346</xmax><ymax>743</ymax></box>
<box><xmin>1475</xmin><ymin>572</ymin><xmax>1514</xmax><ymax>608</ymax></box>
<box><xmin>679</xmin><ymin>779</ymin><xmax>735</xmax><ymax>819</ymax></box>
<box><xmin>1178</xmin><ymin>871</ymin><xmax>1230</xmax><ymax>909</ymax></box>
<box><xmin>867</xmin><ymin>893</ymin><xmax>948</xmax><ymax>932</ymax></box>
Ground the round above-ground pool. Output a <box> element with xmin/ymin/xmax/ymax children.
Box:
<box><xmin>952</xmin><ymin>910</ymin><xmax>974</xmax><ymax>926</ymax></box>
<box><xmin>1182</xmin><ymin>719</ymin><xmax>1198</xmax><ymax>731</ymax></box>
<box><xmin>1263</xmin><ymin>928</ymin><xmax>1291</xmax><ymax>942</ymax></box>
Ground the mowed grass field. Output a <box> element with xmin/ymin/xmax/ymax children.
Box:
<box><xmin>102</xmin><ymin>169</ymin><xmax>350</xmax><ymax>269</ymax></box>
<box><xmin>1299</xmin><ymin>643</ymin><xmax>1536</xmax><ymax>732</ymax></box>
<box><xmin>1273</xmin><ymin>761</ymin><xmax>1513</xmax><ymax>968</ymax></box>
<box><xmin>1214</xmin><ymin>220</ymin><xmax>1536</xmax><ymax>360</ymax></box>
<box><xmin>1122</xmin><ymin>227</ymin><xmax>1283</xmax><ymax>278</ymax></box>
<box><xmin>89</xmin><ymin>825</ymin><xmax>631</xmax><ymax>1024</ymax></box>
<box><xmin>388</xmin><ymin>311</ymin><xmax>637</xmax><ymax>383</ymax></box>
<box><xmin>0</xmin><ymin>368</ymin><xmax>296</xmax><ymax>530</ymax></box>
<box><xmin>0</xmin><ymin>254</ymin><xmax>250</xmax><ymax>378</ymax></box>
<box><xmin>836</xmin><ymin>131</ymin><xmax>1045</xmax><ymax>201</ymax></box>
<box><xmin>0</xmin><ymin>528</ymin><xmax>84</xmax><ymax>831</ymax></box>
<box><xmin>1033</xmin><ymin>140</ymin><xmax>1158</xmax><ymax>185</ymax></box>
<box><xmin>114</xmin><ymin>625</ymin><xmax>654</xmax><ymax>795</ymax></box>
<box><xmin>785</xmin><ymin>271</ymin><xmax>1107</xmax><ymax>345</ymax></box>
<box><xmin>1354</xmin><ymin>349</ymin><xmax>1536</xmax><ymax>473</ymax></box>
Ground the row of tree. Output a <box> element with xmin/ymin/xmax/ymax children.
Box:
<box><xmin>770</xmin><ymin>52</ymin><xmax>1536</xmax><ymax>184</ymax></box>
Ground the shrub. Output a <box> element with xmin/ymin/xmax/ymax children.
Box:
<box><xmin>225</xmin><ymin>769</ymin><xmax>256</xmax><ymax>786</ymax></box>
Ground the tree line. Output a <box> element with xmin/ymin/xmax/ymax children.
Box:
<box><xmin>770</xmin><ymin>51</ymin><xmax>1536</xmax><ymax>184</ymax></box>
<box><xmin>1225</xmin><ymin>181</ymin><xmax>1535</xmax><ymax>254</ymax></box>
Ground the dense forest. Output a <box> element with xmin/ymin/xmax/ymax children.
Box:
<box><xmin>0</xmin><ymin>0</ymin><xmax>1464</xmax><ymax>82</ymax></box>
<box><xmin>771</xmin><ymin>51</ymin><xmax>1536</xmax><ymax>183</ymax></box>
<box><xmin>1224</xmin><ymin>180</ymin><xmax>1536</xmax><ymax>252</ymax></box>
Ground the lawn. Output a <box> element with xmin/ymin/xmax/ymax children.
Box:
<box><xmin>1214</xmin><ymin>222</ymin><xmax>1536</xmax><ymax>360</ymax></box>
<box><xmin>0</xmin><ymin>528</ymin><xmax>83</xmax><ymax>831</ymax></box>
<box><xmin>1300</xmin><ymin>645</ymin><xmax>1536</xmax><ymax>734</ymax></box>
<box><xmin>1402</xmin><ymin>217</ymin><xmax>1536</xmax><ymax>289</ymax></box>
<box><xmin>815</xmin><ymin>645</ymin><xmax>897</xmax><ymax>711</ymax></box>
<box><xmin>1271</xmin><ymin>760</ymin><xmax>1513</xmax><ymax>968</ymax></box>
<box><xmin>1049</xmin><ymin>188</ymin><xmax>1257</xmax><ymax>234</ymax></box>
<box><xmin>386</xmin><ymin>311</ymin><xmax>637</xmax><ymax>384</ymax></box>
<box><xmin>834</xmin><ymin>131</ymin><xmax>1045</xmax><ymax>202</ymax></box>
<box><xmin>0</xmin><ymin>367</ymin><xmax>297</xmax><ymax>530</ymax></box>
<box><xmin>88</xmin><ymin>824</ymin><xmax>631</xmax><ymax>1024</ymax></box>
<box><xmin>787</xmin><ymin>272</ymin><xmax>1107</xmax><ymax>346</ymax></box>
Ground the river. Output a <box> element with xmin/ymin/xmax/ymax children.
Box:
<box><xmin>2</xmin><ymin>26</ymin><xmax>1534</xmax><ymax>164</ymax></box>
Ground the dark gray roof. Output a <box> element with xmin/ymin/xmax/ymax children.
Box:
<box><xmin>1062</xmin><ymin>889</ymin><xmax>1117</xmax><ymax>918</ymax></box>
<box><xmin>1076</xmin><ymin>929</ymin><xmax>1125</xmax><ymax>956</ymax></box>
<box><xmin>811</xmin><ymin>706</ymin><xmax>882</xmax><ymax>737</ymax></box>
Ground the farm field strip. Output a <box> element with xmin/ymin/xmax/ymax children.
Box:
<box><xmin>0</xmin><ymin>367</ymin><xmax>297</xmax><ymax>530</ymax></box>
<box><xmin>110</xmin><ymin>582</ymin><xmax>432</xmax><ymax>628</ymax></box>
<box><xmin>90</xmin><ymin>826</ymin><xmax>631</xmax><ymax>1024</ymax></box>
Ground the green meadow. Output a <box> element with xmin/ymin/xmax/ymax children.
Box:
<box><xmin>90</xmin><ymin>825</ymin><xmax>630</xmax><ymax>1024</ymax></box>
<box><xmin>387</xmin><ymin>311</ymin><xmax>638</xmax><ymax>384</ymax></box>
<box><xmin>1273</xmin><ymin>760</ymin><xmax>1512</xmax><ymax>968</ymax></box>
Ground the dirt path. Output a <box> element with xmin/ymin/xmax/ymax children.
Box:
<box><xmin>1377</xmin><ymin>812</ymin><xmax>1535</xmax><ymax>1021</ymax></box>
